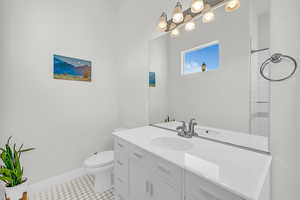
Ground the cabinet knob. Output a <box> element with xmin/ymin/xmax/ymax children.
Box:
<box><xmin>133</xmin><ymin>152</ymin><xmax>143</xmax><ymax>159</ymax></box>
<box><xmin>157</xmin><ymin>164</ymin><xmax>171</xmax><ymax>175</ymax></box>
<box><xmin>117</xmin><ymin>143</ymin><xmax>124</xmax><ymax>148</ymax></box>
<box><xmin>117</xmin><ymin>160</ymin><xmax>123</xmax><ymax>166</ymax></box>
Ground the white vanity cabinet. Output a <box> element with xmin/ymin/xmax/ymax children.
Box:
<box><xmin>114</xmin><ymin>137</ymin><xmax>183</xmax><ymax>200</ymax></box>
<box><xmin>185</xmin><ymin>171</ymin><xmax>243</xmax><ymax>200</ymax></box>
<box><xmin>114</xmin><ymin>137</ymin><xmax>242</xmax><ymax>200</ymax></box>
<box><xmin>114</xmin><ymin>129</ymin><xmax>271</xmax><ymax>200</ymax></box>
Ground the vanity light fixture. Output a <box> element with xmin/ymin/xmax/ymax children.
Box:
<box><xmin>185</xmin><ymin>21</ymin><xmax>196</xmax><ymax>31</ymax></box>
<box><xmin>158</xmin><ymin>0</ymin><xmax>241</xmax><ymax>37</ymax></box>
<box><xmin>191</xmin><ymin>0</ymin><xmax>204</xmax><ymax>13</ymax></box>
<box><xmin>171</xmin><ymin>28</ymin><xmax>180</xmax><ymax>37</ymax></box>
<box><xmin>202</xmin><ymin>9</ymin><xmax>215</xmax><ymax>23</ymax></box>
<box><xmin>158</xmin><ymin>12</ymin><xmax>168</xmax><ymax>31</ymax></box>
<box><xmin>172</xmin><ymin>1</ymin><xmax>184</xmax><ymax>23</ymax></box>
<box><xmin>184</xmin><ymin>14</ymin><xmax>196</xmax><ymax>31</ymax></box>
<box><xmin>225</xmin><ymin>0</ymin><xmax>240</xmax><ymax>12</ymax></box>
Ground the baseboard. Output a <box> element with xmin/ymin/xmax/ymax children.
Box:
<box><xmin>29</xmin><ymin>168</ymin><xmax>87</xmax><ymax>193</ymax></box>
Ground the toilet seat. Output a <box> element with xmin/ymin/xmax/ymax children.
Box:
<box><xmin>84</xmin><ymin>151</ymin><xmax>114</xmax><ymax>168</ymax></box>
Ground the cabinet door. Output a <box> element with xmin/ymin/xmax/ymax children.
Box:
<box><xmin>185</xmin><ymin>171</ymin><xmax>243</xmax><ymax>200</ymax></box>
<box><xmin>151</xmin><ymin>156</ymin><xmax>183</xmax><ymax>200</ymax></box>
<box><xmin>128</xmin><ymin>147</ymin><xmax>150</xmax><ymax>200</ymax></box>
<box><xmin>185</xmin><ymin>192</ymin><xmax>218</xmax><ymax>200</ymax></box>
<box><xmin>152</xmin><ymin>180</ymin><xmax>181</xmax><ymax>200</ymax></box>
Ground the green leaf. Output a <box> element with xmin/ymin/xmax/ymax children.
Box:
<box><xmin>0</xmin><ymin>137</ymin><xmax>34</xmax><ymax>186</ymax></box>
<box><xmin>0</xmin><ymin>176</ymin><xmax>12</xmax><ymax>184</ymax></box>
<box><xmin>19</xmin><ymin>148</ymin><xmax>35</xmax><ymax>153</ymax></box>
<box><xmin>6</xmin><ymin>136</ymin><xmax>12</xmax><ymax>146</ymax></box>
<box><xmin>18</xmin><ymin>144</ymin><xmax>23</xmax><ymax>153</ymax></box>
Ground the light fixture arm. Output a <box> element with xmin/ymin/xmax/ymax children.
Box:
<box><xmin>160</xmin><ymin>0</ymin><xmax>237</xmax><ymax>33</ymax></box>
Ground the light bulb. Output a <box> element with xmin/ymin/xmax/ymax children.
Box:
<box><xmin>185</xmin><ymin>21</ymin><xmax>196</xmax><ymax>31</ymax></box>
<box><xmin>173</xmin><ymin>13</ymin><xmax>184</xmax><ymax>23</ymax></box>
<box><xmin>172</xmin><ymin>1</ymin><xmax>184</xmax><ymax>23</ymax></box>
<box><xmin>157</xmin><ymin>12</ymin><xmax>168</xmax><ymax>31</ymax></box>
<box><xmin>225</xmin><ymin>0</ymin><xmax>240</xmax><ymax>12</ymax></box>
<box><xmin>170</xmin><ymin>28</ymin><xmax>180</xmax><ymax>37</ymax></box>
<box><xmin>191</xmin><ymin>0</ymin><xmax>204</xmax><ymax>13</ymax></box>
<box><xmin>202</xmin><ymin>11</ymin><xmax>215</xmax><ymax>23</ymax></box>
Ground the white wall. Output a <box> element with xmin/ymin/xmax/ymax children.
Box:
<box><xmin>270</xmin><ymin>0</ymin><xmax>300</xmax><ymax>199</ymax></box>
<box><xmin>258</xmin><ymin>13</ymin><xmax>270</xmax><ymax>50</ymax></box>
<box><xmin>118</xmin><ymin>0</ymin><xmax>251</xmax><ymax>132</ymax></box>
<box><xmin>165</xmin><ymin>2</ymin><xmax>250</xmax><ymax>133</ymax></box>
<box><xmin>117</xmin><ymin>0</ymin><xmax>174</xmax><ymax>128</ymax></box>
<box><xmin>0</xmin><ymin>0</ymin><xmax>119</xmax><ymax>183</ymax></box>
<box><xmin>249</xmin><ymin>1</ymin><xmax>271</xmax><ymax>137</ymax></box>
<box><xmin>0</xmin><ymin>0</ymin><xmax>299</xmax><ymax>199</ymax></box>
<box><xmin>149</xmin><ymin>35</ymin><xmax>169</xmax><ymax>124</ymax></box>
<box><xmin>118</xmin><ymin>0</ymin><xmax>300</xmax><ymax>199</ymax></box>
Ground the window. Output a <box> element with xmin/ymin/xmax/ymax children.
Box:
<box><xmin>181</xmin><ymin>41</ymin><xmax>220</xmax><ymax>75</ymax></box>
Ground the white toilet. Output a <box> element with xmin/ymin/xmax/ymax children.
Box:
<box><xmin>84</xmin><ymin>151</ymin><xmax>114</xmax><ymax>193</ymax></box>
<box><xmin>83</xmin><ymin>128</ymin><xmax>127</xmax><ymax>193</ymax></box>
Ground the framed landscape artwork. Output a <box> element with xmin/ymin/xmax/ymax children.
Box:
<box><xmin>54</xmin><ymin>55</ymin><xmax>92</xmax><ymax>82</ymax></box>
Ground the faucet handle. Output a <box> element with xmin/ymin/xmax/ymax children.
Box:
<box><xmin>189</xmin><ymin>118</ymin><xmax>196</xmax><ymax>124</ymax></box>
<box><xmin>191</xmin><ymin>122</ymin><xmax>197</xmax><ymax>129</ymax></box>
<box><xmin>190</xmin><ymin>122</ymin><xmax>198</xmax><ymax>136</ymax></box>
<box><xmin>179</xmin><ymin>121</ymin><xmax>187</xmax><ymax>129</ymax></box>
<box><xmin>188</xmin><ymin>118</ymin><xmax>196</xmax><ymax>131</ymax></box>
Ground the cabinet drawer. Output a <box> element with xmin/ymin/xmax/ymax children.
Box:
<box><xmin>114</xmin><ymin>137</ymin><xmax>129</xmax><ymax>154</ymax></box>
<box><xmin>115</xmin><ymin>175</ymin><xmax>128</xmax><ymax>199</ymax></box>
<box><xmin>114</xmin><ymin>157</ymin><xmax>128</xmax><ymax>181</ymax></box>
<box><xmin>129</xmin><ymin>145</ymin><xmax>151</xmax><ymax>167</ymax></box>
<box><xmin>186</xmin><ymin>192</ymin><xmax>217</xmax><ymax>200</ymax></box>
<box><xmin>186</xmin><ymin>188</ymin><xmax>218</xmax><ymax>200</ymax></box>
<box><xmin>185</xmin><ymin>171</ymin><xmax>243</xmax><ymax>200</ymax></box>
<box><xmin>153</xmin><ymin>156</ymin><xmax>183</xmax><ymax>189</ymax></box>
<box><xmin>114</xmin><ymin>137</ymin><xmax>129</xmax><ymax>187</ymax></box>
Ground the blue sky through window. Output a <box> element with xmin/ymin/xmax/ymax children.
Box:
<box><xmin>183</xmin><ymin>42</ymin><xmax>220</xmax><ymax>75</ymax></box>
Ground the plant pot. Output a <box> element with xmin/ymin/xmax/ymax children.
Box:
<box><xmin>5</xmin><ymin>179</ymin><xmax>28</xmax><ymax>200</ymax></box>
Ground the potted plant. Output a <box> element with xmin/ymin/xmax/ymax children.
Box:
<box><xmin>0</xmin><ymin>137</ymin><xmax>34</xmax><ymax>200</ymax></box>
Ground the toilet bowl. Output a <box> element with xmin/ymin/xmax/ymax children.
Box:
<box><xmin>84</xmin><ymin>151</ymin><xmax>114</xmax><ymax>193</ymax></box>
<box><xmin>84</xmin><ymin>128</ymin><xmax>127</xmax><ymax>193</ymax></box>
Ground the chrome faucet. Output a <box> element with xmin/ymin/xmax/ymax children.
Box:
<box><xmin>176</xmin><ymin>119</ymin><xmax>198</xmax><ymax>138</ymax></box>
<box><xmin>176</xmin><ymin>121</ymin><xmax>192</xmax><ymax>138</ymax></box>
<box><xmin>188</xmin><ymin>118</ymin><xmax>198</xmax><ymax>137</ymax></box>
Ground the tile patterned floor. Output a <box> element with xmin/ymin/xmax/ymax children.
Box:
<box><xmin>32</xmin><ymin>175</ymin><xmax>114</xmax><ymax>200</ymax></box>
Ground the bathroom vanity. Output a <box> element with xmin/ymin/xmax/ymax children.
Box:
<box><xmin>113</xmin><ymin>126</ymin><xmax>271</xmax><ymax>200</ymax></box>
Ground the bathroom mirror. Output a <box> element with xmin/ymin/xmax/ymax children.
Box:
<box><xmin>148</xmin><ymin>0</ymin><xmax>271</xmax><ymax>152</ymax></box>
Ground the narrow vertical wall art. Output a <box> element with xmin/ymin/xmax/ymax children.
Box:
<box><xmin>149</xmin><ymin>72</ymin><xmax>156</xmax><ymax>87</ymax></box>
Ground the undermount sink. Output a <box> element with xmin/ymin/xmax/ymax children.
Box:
<box><xmin>151</xmin><ymin>137</ymin><xmax>194</xmax><ymax>151</ymax></box>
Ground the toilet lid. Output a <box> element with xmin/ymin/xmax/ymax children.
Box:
<box><xmin>84</xmin><ymin>151</ymin><xmax>114</xmax><ymax>168</ymax></box>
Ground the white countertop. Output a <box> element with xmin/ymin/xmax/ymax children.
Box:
<box><xmin>154</xmin><ymin>121</ymin><xmax>269</xmax><ymax>153</ymax></box>
<box><xmin>113</xmin><ymin>126</ymin><xmax>272</xmax><ymax>200</ymax></box>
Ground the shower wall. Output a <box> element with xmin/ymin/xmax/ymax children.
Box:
<box><xmin>250</xmin><ymin>0</ymin><xmax>271</xmax><ymax>137</ymax></box>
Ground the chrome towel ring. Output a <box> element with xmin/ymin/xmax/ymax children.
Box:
<box><xmin>260</xmin><ymin>53</ymin><xmax>298</xmax><ymax>82</ymax></box>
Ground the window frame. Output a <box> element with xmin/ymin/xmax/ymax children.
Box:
<box><xmin>181</xmin><ymin>40</ymin><xmax>220</xmax><ymax>76</ymax></box>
